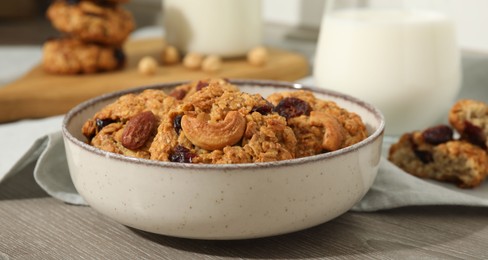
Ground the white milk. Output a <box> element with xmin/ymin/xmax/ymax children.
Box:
<box><xmin>314</xmin><ymin>9</ymin><xmax>461</xmax><ymax>135</ymax></box>
<box><xmin>163</xmin><ymin>0</ymin><xmax>262</xmax><ymax>58</ymax></box>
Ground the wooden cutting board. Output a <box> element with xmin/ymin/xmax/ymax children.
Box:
<box><xmin>0</xmin><ymin>37</ymin><xmax>309</xmax><ymax>123</ymax></box>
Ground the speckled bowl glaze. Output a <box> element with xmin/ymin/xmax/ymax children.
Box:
<box><xmin>62</xmin><ymin>79</ymin><xmax>384</xmax><ymax>240</ymax></box>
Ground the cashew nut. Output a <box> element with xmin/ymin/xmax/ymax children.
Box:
<box><xmin>181</xmin><ymin>111</ymin><xmax>246</xmax><ymax>150</ymax></box>
<box><xmin>310</xmin><ymin>111</ymin><xmax>345</xmax><ymax>151</ymax></box>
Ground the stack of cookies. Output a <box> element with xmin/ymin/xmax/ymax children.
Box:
<box><xmin>42</xmin><ymin>0</ymin><xmax>135</xmax><ymax>74</ymax></box>
<box><xmin>388</xmin><ymin>99</ymin><xmax>488</xmax><ymax>188</ymax></box>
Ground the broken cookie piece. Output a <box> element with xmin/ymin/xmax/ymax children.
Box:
<box><xmin>388</xmin><ymin>125</ymin><xmax>488</xmax><ymax>188</ymax></box>
<box><xmin>449</xmin><ymin>99</ymin><xmax>488</xmax><ymax>149</ymax></box>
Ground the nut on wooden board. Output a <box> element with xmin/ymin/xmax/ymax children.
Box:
<box><xmin>0</xmin><ymin>38</ymin><xmax>309</xmax><ymax>123</ymax></box>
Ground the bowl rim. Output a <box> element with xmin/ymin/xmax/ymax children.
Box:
<box><xmin>62</xmin><ymin>79</ymin><xmax>385</xmax><ymax>170</ymax></box>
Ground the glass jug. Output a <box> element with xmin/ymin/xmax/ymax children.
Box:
<box><xmin>314</xmin><ymin>0</ymin><xmax>462</xmax><ymax>136</ymax></box>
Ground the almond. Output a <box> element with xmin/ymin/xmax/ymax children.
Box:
<box><xmin>121</xmin><ymin>111</ymin><xmax>157</xmax><ymax>150</ymax></box>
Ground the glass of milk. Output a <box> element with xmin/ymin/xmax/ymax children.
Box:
<box><xmin>313</xmin><ymin>0</ymin><xmax>462</xmax><ymax>136</ymax></box>
<box><xmin>162</xmin><ymin>0</ymin><xmax>262</xmax><ymax>58</ymax></box>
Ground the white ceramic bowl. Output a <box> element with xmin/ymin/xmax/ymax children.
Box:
<box><xmin>62</xmin><ymin>79</ymin><xmax>384</xmax><ymax>240</ymax></box>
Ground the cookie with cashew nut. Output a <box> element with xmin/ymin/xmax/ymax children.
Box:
<box><xmin>83</xmin><ymin>79</ymin><xmax>367</xmax><ymax>164</ymax></box>
<box><xmin>149</xmin><ymin>81</ymin><xmax>297</xmax><ymax>163</ymax></box>
<box><xmin>267</xmin><ymin>90</ymin><xmax>368</xmax><ymax>157</ymax></box>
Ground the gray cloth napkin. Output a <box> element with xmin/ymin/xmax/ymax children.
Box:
<box><xmin>4</xmin><ymin>131</ymin><xmax>488</xmax><ymax>211</ymax></box>
<box><xmin>34</xmin><ymin>132</ymin><xmax>87</xmax><ymax>205</ymax></box>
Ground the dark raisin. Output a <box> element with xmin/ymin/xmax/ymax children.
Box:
<box><xmin>196</xmin><ymin>81</ymin><xmax>209</xmax><ymax>91</ymax></box>
<box><xmin>422</xmin><ymin>125</ymin><xmax>453</xmax><ymax>145</ymax></box>
<box><xmin>169</xmin><ymin>145</ymin><xmax>196</xmax><ymax>163</ymax></box>
<box><xmin>113</xmin><ymin>49</ymin><xmax>126</xmax><ymax>68</ymax></box>
<box><xmin>169</xmin><ymin>89</ymin><xmax>187</xmax><ymax>100</ymax></box>
<box><xmin>94</xmin><ymin>0</ymin><xmax>117</xmax><ymax>8</ymax></box>
<box><xmin>96</xmin><ymin>118</ymin><xmax>115</xmax><ymax>132</ymax></box>
<box><xmin>251</xmin><ymin>99</ymin><xmax>275</xmax><ymax>115</ymax></box>
<box><xmin>410</xmin><ymin>134</ymin><xmax>434</xmax><ymax>164</ymax></box>
<box><xmin>173</xmin><ymin>115</ymin><xmax>183</xmax><ymax>135</ymax></box>
<box><xmin>414</xmin><ymin>149</ymin><xmax>434</xmax><ymax>164</ymax></box>
<box><xmin>273</xmin><ymin>97</ymin><xmax>311</xmax><ymax>119</ymax></box>
<box><xmin>66</xmin><ymin>0</ymin><xmax>80</xmax><ymax>5</ymax></box>
<box><xmin>464</xmin><ymin>121</ymin><xmax>487</xmax><ymax>149</ymax></box>
<box><xmin>84</xmin><ymin>12</ymin><xmax>104</xmax><ymax>18</ymax></box>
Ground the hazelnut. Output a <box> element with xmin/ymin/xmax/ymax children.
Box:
<box><xmin>201</xmin><ymin>55</ymin><xmax>223</xmax><ymax>72</ymax></box>
<box><xmin>247</xmin><ymin>46</ymin><xmax>269</xmax><ymax>66</ymax></box>
<box><xmin>138</xmin><ymin>56</ymin><xmax>158</xmax><ymax>75</ymax></box>
<box><xmin>161</xmin><ymin>45</ymin><xmax>181</xmax><ymax>65</ymax></box>
<box><xmin>183</xmin><ymin>52</ymin><xmax>204</xmax><ymax>70</ymax></box>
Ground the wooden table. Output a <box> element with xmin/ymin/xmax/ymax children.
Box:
<box><xmin>1</xmin><ymin>162</ymin><xmax>488</xmax><ymax>259</ymax></box>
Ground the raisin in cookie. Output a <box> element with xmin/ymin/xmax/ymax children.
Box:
<box><xmin>388</xmin><ymin>125</ymin><xmax>488</xmax><ymax>188</ymax></box>
<box><xmin>149</xmin><ymin>80</ymin><xmax>297</xmax><ymax>163</ymax></box>
<box><xmin>267</xmin><ymin>90</ymin><xmax>368</xmax><ymax>157</ymax></box>
<box><xmin>167</xmin><ymin>78</ymin><xmax>236</xmax><ymax>101</ymax></box>
<box><xmin>83</xmin><ymin>79</ymin><xmax>368</xmax><ymax>164</ymax></box>
<box><xmin>84</xmin><ymin>0</ymin><xmax>131</xmax><ymax>4</ymax></box>
<box><xmin>42</xmin><ymin>38</ymin><xmax>126</xmax><ymax>74</ymax></box>
<box><xmin>449</xmin><ymin>99</ymin><xmax>488</xmax><ymax>149</ymax></box>
<box><xmin>47</xmin><ymin>0</ymin><xmax>135</xmax><ymax>46</ymax></box>
<box><xmin>82</xmin><ymin>89</ymin><xmax>180</xmax><ymax>158</ymax></box>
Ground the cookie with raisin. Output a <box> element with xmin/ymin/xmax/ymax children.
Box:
<box><xmin>149</xmin><ymin>81</ymin><xmax>297</xmax><ymax>163</ymax></box>
<box><xmin>84</xmin><ymin>0</ymin><xmax>131</xmax><ymax>4</ymax></box>
<box><xmin>388</xmin><ymin>125</ymin><xmax>488</xmax><ymax>188</ymax></box>
<box><xmin>47</xmin><ymin>0</ymin><xmax>134</xmax><ymax>46</ymax></box>
<box><xmin>42</xmin><ymin>38</ymin><xmax>126</xmax><ymax>74</ymax></box>
<box><xmin>449</xmin><ymin>99</ymin><xmax>488</xmax><ymax>149</ymax></box>
<box><xmin>167</xmin><ymin>78</ymin><xmax>237</xmax><ymax>101</ymax></box>
<box><xmin>82</xmin><ymin>79</ymin><xmax>368</xmax><ymax>164</ymax></box>
<box><xmin>82</xmin><ymin>89</ymin><xmax>180</xmax><ymax>155</ymax></box>
<box><xmin>267</xmin><ymin>90</ymin><xmax>368</xmax><ymax>157</ymax></box>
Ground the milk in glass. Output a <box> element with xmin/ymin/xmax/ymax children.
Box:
<box><xmin>314</xmin><ymin>9</ymin><xmax>461</xmax><ymax>135</ymax></box>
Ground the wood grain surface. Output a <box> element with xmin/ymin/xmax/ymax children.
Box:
<box><xmin>1</xmin><ymin>162</ymin><xmax>488</xmax><ymax>259</ymax></box>
<box><xmin>0</xmin><ymin>38</ymin><xmax>309</xmax><ymax>123</ymax></box>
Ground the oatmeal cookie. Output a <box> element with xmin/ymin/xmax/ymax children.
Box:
<box><xmin>84</xmin><ymin>0</ymin><xmax>131</xmax><ymax>4</ymax></box>
<box><xmin>47</xmin><ymin>0</ymin><xmax>134</xmax><ymax>46</ymax></box>
<box><xmin>167</xmin><ymin>78</ymin><xmax>237</xmax><ymax>101</ymax></box>
<box><xmin>449</xmin><ymin>99</ymin><xmax>488</xmax><ymax>149</ymax></box>
<box><xmin>83</xmin><ymin>79</ymin><xmax>368</xmax><ymax>164</ymax></box>
<box><xmin>149</xmin><ymin>81</ymin><xmax>297</xmax><ymax>163</ymax></box>
<box><xmin>267</xmin><ymin>90</ymin><xmax>368</xmax><ymax>157</ymax></box>
<box><xmin>82</xmin><ymin>89</ymin><xmax>180</xmax><ymax>156</ymax></box>
<box><xmin>388</xmin><ymin>125</ymin><xmax>488</xmax><ymax>188</ymax></box>
<box><xmin>42</xmin><ymin>38</ymin><xmax>126</xmax><ymax>74</ymax></box>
